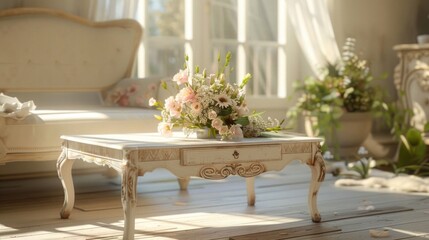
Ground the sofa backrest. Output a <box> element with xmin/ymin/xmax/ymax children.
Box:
<box><xmin>0</xmin><ymin>8</ymin><xmax>142</xmax><ymax>92</ymax></box>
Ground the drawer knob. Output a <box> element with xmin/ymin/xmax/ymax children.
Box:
<box><xmin>232</xmin><ymin>150</ymin><xmax>239</xmax><ymax>159</ymax></box>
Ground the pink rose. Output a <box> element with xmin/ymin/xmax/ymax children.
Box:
<box><xmin>211</xmin><ymin>118</ymin><xmax>223</xmax><ymax>130</ymax></box>
<box><xmin>208</xmin><ymin>110</ymin><xmax>217</xmax><ymax>120</ymax></box>
<box><xmin>158</xmin><ymin>122</ymin><xmax>173</xmax><ymax>137</ymax></box>
<box><xmin>164</xmin><ymin>96</ymin><xmax>181</xmax><ymax>118</ymax></box>
<box><xmin>219</xmin><ymin>125</ymin><xmax>229</xmax><ymax>135</ymax></box>
<box><xmin>230</xmin><ymin>124</ymin><xmax>243</xmax><ymax>140</ymax></box>
<box><xmin>191</xmin><ymin>102</ymin><xmax>202</xmax><ymax>114</ymax></box>
<box><xmin>177</xmin><ymin>87</ymin><xmax>196</xmax><ymax>103</ymax></box>
<box><xmin>172</xmin><ymin>69</ymin><xmax>189</xmax><ymax>85</ymax></box>
<box><xmin>165</xmin><ymin>96</ymin><xmax>177</xmax><ymax>111</ymax></box>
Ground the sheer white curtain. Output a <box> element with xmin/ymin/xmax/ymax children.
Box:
<box><xmin>211</xmin><ymin>0</ymin><xmax>276</xmax><ymax>40</ymax></box>
<box><xmin>287</xmin><ymin>0</ymin><xmax>340</xmax><ymax>79</ymax></box>
<box><xmin>210</xmin><ymin>0</ymin><xmax>280</xmax><ymax>96</ymax></box>
<box><xmin>87</xmin><ymin>0</ymin><xmax>140</xmax><ymax>21</ymax></box>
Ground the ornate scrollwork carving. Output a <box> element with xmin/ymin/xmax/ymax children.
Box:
<box><xmin>139</xmin><ymin>149</ymin><xmax>180</xmax><ymax>162</ymax></box>
<box><xmin>0</xmin><ymin>139</ymin><xmax>7</xmax><ymax>159</ymax></box>
<box><xmin>70</xmin><ymin>152</ymin><xmax>119</xmax><ymax>170</ymax></box>
<box><xmin>282</xmin><ymin>143</ymin><xmax>312</xmax><ymax>154</ymax></box>
<box><xmin>418</xmin><ymin>71</ymin><xmax>429</xmax><ymax>91</ymax></box>
<box><xmin>121</xmin><ymin>160</ymin><xmax>138</xmax><ymax>204</ymax></box>
<box><xmin>307</xmin><ymin>143</ymin><xmax>326</xmax><ymax>182</ymax></box>
<box><xmin>200</xmin><ymin>162</ymin><xmax>265</xmax><ymax>180</ymax></box>
<box><xmin>56</xmin><ymin>149</ymin><xmax>67</xmax><ymax>179</ymax></box>
<box><xmin>395</xmin><ymin>49</ymin><xmax>429</xmax><ymax>91</ymax></box>
<box><xmin>409</xmin><ymin>60</ymin><xmax>429</xmax><ymax>91</ymax></box>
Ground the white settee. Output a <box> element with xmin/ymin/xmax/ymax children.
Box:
<box><xmin>0</xmin><ymin>8</ymin><xmax>161</xmax><ymax>167</ymax></box>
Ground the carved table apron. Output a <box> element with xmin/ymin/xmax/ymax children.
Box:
<box><xmin>57</xmin><ymin>132</ymin><xmax>325</xmax><ymax>240</ymax></box>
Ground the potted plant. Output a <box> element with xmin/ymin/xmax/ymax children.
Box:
<box><xmin>287</xmin><ymin>38</ymin><xmax>385</xmax><ymax>160</ymax></box>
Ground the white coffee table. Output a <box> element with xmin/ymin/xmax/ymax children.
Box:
<box><xmin>57</xmin><ymin>132</ymin><xmax>325</xmax><ymax>240</ymax></box>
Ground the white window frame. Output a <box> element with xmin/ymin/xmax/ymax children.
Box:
<box><xmin>138</xmin><ymin>0</ymin><xmax>297</xmax><ymax>110</ymax></box>
<box><xmin>203</xmin><ymin>0</ymin><xmax>291</xmax><ymax>109</ymax></box>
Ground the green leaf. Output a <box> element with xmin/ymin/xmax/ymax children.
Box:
<box><xmin>424</xmin><ymin>122</ymin><xmax>429</xmax><ymax>132</ymax></box>
<box><xmin>235</xmin><ymin>116</ymin><xmax>250</xmax><ymax>126</ymax></box>
<box><xmin>225</xmin><ymin>51</ymin><xmax>232</xmax><ymax>67</ymax></box>
<box><xmin>400</xmin><ymin>134</ymin><xmax>411</xmax><ymax>151</ymax></box>
<box><xmin>240</xmin><ymin>73</ymin><xmax>252</xmax><ymax>88</ymax></box>
<box><xmin>218</xmin><ymin>107</ymin><xmax>233</xmax><ymax>116</ymax></box>
<box><xmin>161</xmin><ymin>80</ymin><xmax>167</xmax><ymax>90</ymax></box>
<box><xmin>154</xmin><ymin>115</ymin><xmax>162</xmax><ymax>121</ymax></box>
<box><xmin>344</xmin><ymin>87</ymin><xmax>354</xmax><ymax>98</ymax></box>
<box><xmin>320</xmin><ymin>104</ymin><xmax>331</xmax><ymax>113</ymax></box>
<box><xmin>414</xmin><ymin>141</ymin><xmax>427</xmax><ymax>162</ymax></box>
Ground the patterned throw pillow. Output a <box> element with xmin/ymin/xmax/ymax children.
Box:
<box><xmin>104</xmin><ymin>77</ymin><xmax>161</xmax><ymax>108</ymax></box>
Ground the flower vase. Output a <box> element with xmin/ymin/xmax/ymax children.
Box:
<box><xmin>183</xmin><ymin>127</ymin><xmax>216</xmax><ymax>139</ymax></box>
<box><xmin>195</xmin><ymin>128</ymin><xmax>215</xmax><ymax>139</ymax></box>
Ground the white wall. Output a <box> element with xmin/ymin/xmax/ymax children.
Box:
<box><xmin>0</xmin><ymin>0</ymin><xmax>90</xmax><ymax>16</ymax></box>
<box><xmin>327</xmin><ymin>0</ymin><xmax>424</xmax><ymax>100</ymax></box>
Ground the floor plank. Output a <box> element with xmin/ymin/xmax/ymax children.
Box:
<box><xmin>0</xmin><ymin>162</ymin><xmax>428</xmax><ymax>239</ymax></box>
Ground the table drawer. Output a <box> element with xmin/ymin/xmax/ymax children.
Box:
<box><xmin>181</xmin><ymin>144</ymin><xmax>281</xmax><ymax>166</ymax></box>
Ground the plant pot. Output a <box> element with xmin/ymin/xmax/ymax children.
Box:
<box><xmin>195</xmin><ymin>128</ymin><xmax>212</xmax><ymax>139</ymax></box>
<box><xmin>304</xmin><ymin>112</ymin><xmax>373</xmax><ymax>160</ymax></box>
<box><xmin>417</xmin><ymin>34</ymin><xmax>429</xmax><ymax>44</ymax></box>
<box><xmin>184</xmin><ymin>127</ymin><xmax>217</xmax><ymax>139</ymax></box>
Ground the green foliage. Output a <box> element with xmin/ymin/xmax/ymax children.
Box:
<box><xmin>346</xmin><ymin>157</ymin><xmax>376</xmax><ymax>179</ymax></box>
<box><xmin>240</xmin><ymin>73</ymin><xmax>252</xmax><ymax>89</ymax></box>
<box><xmin>378</xmin><ymin>92</ymin><xmax>413</xmax><ymax>140</ymax></box>
<box><xmin>287</xmin><ymin>38</ymin><xmax>386</xmax><ymax>154</ymax></box>
<box><xmin>394</xmin><ymin>126</ymin><xmax>429</xmax><ymax>176</ymax></box>
<box><xmin>379</xmin><ymin>96</ymin><xmax>429</xmax><ymax>176</ymax></box>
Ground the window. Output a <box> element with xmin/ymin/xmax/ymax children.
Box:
<box><xmin>139</xmin><ymin>0</ymin><xmax>289</xmax><ymax>106</ymax></box>
<box><xmin>210</xmin><ymin>0</ymin><xmax>287</xmax><ymax>99</ymax></box>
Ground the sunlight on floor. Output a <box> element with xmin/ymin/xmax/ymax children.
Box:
<box><xmin>134</xmin><ymin>212</ymin><xmax>303</xmax><ymax>231</ymax></box>
<box><xmin>386</xmin><ymin>227</ymin><xmax>429</xmax><ymax>238</ymax></box>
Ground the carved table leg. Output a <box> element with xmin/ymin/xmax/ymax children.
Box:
<box><xmin>57</xmin><ymin>149</ymin><xmax>76</xmax><ymax>219</ymax></box>
<box><xmin>246</xmin><ymin>177</ymin><xmax>255</xmax><ymax>206</ymax></box>
<box><xmin>177</xmin><ymin>177</ymin><xmax>190</xmax><ymax>190</ymax></box>
<box><xmin>121</xmin><ymin>161</ymin><xmax>138</xmax><ymax>240</ymax></box>
<box><xmin>307</xmin><ymin>144</ymin><xmax>326</xmax><ymax>223</ymax></box>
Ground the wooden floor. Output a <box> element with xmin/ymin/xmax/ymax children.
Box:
<box><xmin>1</xmin><ymin>162</ymin><xmax>428</xmax><ymax>240</ymax></box>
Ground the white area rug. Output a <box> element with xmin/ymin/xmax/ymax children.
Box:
<box><xmin>335</xmin><ymin>175</ymin><xmax>429</xmax><ymax>193</ymax></box>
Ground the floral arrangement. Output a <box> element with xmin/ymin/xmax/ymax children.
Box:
<box><xmin>149</xmin><ymin>53</ymin><xmax>282</xmax><ymax>140</ymax></box>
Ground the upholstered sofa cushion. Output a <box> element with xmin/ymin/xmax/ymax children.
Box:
<box><xmin>2</xmin><ymin>106</ymin><xmax>159</xmax><ymax>154</ymax></box>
